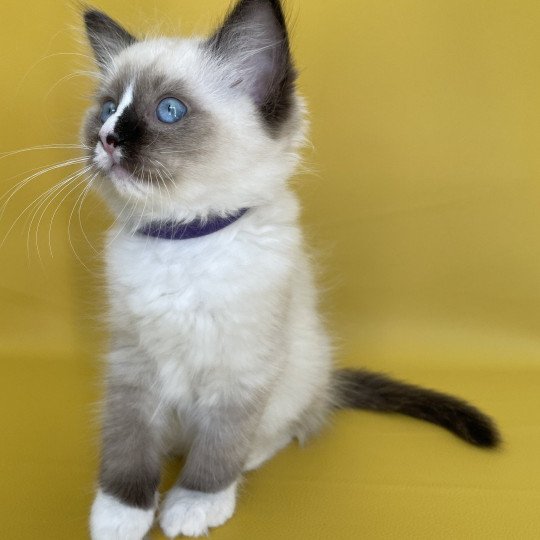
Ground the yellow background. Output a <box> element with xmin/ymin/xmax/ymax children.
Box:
<box><xmin>1</xmin><ymin>0</ymin><xmax>539</xmax><ymax>538</ymax></box>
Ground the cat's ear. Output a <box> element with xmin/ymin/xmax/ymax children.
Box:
<box><xmin>208</xmin><ymin>0</ymin><xmax>297</xmax><ymax>129</ymax></box>
<box><xmin>83</xmin><ymin>9</ymin><xmax>136</xmax><ymax>69</ymax></box>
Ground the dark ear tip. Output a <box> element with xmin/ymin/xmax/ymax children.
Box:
<box><xmin>80</xmin><ymin>3</ymin><xmax>97</xmax><ymax>18</ymax></box>
<box><xmin>82</xmin><ymin>7</ymin><xmax>128</xmax><ymax>32</ymax></box>
<box><xmin>82</xmin><ymin>6</ymin><xmax>136</xmax><ymax>67</ymax></box>
<box><xmin>83</xmin><ymin>8</ymin><xmax>105</xmax><ymax>27</ymax></box>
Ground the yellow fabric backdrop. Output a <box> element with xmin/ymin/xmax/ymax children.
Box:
<box><xmin>1</xmin><ymin>0</ymin><xmax>539</xmax><ymax>538</ymax></box>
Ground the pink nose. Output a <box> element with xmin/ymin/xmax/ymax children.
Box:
<box><xmin>101</xmin><ymin>133</ymin><xmax>120</xmax><ymax>155</ymax></box>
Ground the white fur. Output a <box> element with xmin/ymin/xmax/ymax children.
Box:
<box><xmin>93</xmin><ymin>83</ymin><xmax>136</xmax><ymax>190</ymax></box>
<box><xmin>159</xmin><ymin>484</ymin><xmax>237</xmax><ymax>538</ymax></box>
<box><xmin>106</xmin><ymin>191</ymin><xmax>332</xmax><ymax>456</ymax></box>
<box><xmin>88</xmin><ymin>31</ymin><xmax>332</xmax><ymax>539</ymax></box>
<box><xmin>90</xmin><ymin>489</ymin><xmax>155</xmax><ymax>540</ymax></box>
<box><xmin>102</xmin><ymin>189</ymin><xmax>332</xmax><ymax>537</ymax></box>
<box><xmin>99</xmin><ymin>82</ymin><xmax>134</xmax><ymax>142</ymax></box>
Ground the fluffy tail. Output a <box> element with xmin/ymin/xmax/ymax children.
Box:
<box><xmin>333</xmin><ymin>368</ymin><xmax>500</xmax><ymax>448</ymax></box>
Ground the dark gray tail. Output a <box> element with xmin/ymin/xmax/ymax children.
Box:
<box><xmin>333</xmin><ymin>368</ymin><xmax>500</xmax><ymax>448</ymax></box>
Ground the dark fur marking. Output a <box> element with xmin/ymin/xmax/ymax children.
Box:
<box><xmin>208</xmin><ymin>0</ymin><xmax>297</xmax><ymax>131</ymax></box>
<box><xmin>99</xmin><ymin>383</ymin><xmax>162</xmax><ymax>509</ymax></box>
<box><xmin>83</xmin><ymin>66</ymin><xmax>215</xmax><ymax>184</ymax></box>
<box><xmin>178</xmin><ymin>398</ymin><xmax>263</xmax><ymax>493</ymax></box>
<box><xmin>84</xmin><ymin>9</ymin><xmax>137</xmax><ymax>69</ymax></box>
<box><xmin>100</xmin><ymin>468</ymin><xmax>159</xmax><ymax>509</ymax></box>
<box><xmin>333</xmin><ymin>368</ymin><xmax>501</xmax><ymax>448</ymax></box>
<box><xmin>114</xmin><ymin>103</ymin><xmax>149</xmax><ymax>164</ymax></box>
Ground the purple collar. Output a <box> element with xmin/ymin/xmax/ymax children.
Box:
<box><xmin>137</xmin><ymin>208</ymin><xmax>249</xmax><ymax>241</ymax></box>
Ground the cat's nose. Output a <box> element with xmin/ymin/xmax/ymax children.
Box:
<box><xmin>100</xmin><ymin>132</ymin><xmax>120</xmax><ymax>155</ymax></box>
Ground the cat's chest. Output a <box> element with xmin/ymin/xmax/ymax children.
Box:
<box><xmin>105</xmin><ymin>227</ymin><xmax>296</xmax><ymax>404</ymax></box>
<box><xmin>105</xmin><ymin>226</ymin><xmax>296</xmax><ymax>355</ymax></box>
<box><xmin>108</xmin><ymin>235</ymin><xmax>253</xmax><ymax>319</ymax></box>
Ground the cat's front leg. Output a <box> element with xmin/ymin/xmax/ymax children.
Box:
<box><xmin>90</xmin><ymin>352</ymin><xmax>163</xmax><ymax>540</ymax></box>
<box><xmin>159</xmin><ymin>398</ymin><xmax>260</xmax><ymax>538</ymax></box>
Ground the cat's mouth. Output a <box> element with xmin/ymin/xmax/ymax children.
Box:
<box><xmin>93</xmin><ymin>144</ymin><xmax>136</xmax><ymax>183</ymax></box>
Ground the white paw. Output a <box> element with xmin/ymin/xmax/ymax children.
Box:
<box><xmin>159</xmin><ymin>483</ymin><xmax>237</xmax><ymax>538</ymax></box>
<box><xmin>90</xmin><ymin>489</ymin><xmax>155</xmax><ymax>540</ymax></box>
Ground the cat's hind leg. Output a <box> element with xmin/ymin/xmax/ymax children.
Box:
<box><xmin>243</xmin><ymin>431</ymin><xmax>294</xmax><ymax>471</ymax></box>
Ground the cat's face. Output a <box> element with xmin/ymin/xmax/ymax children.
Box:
<box><xmin>82</xmin><ymin>0</ymin><xmax>305</xmax><ymax>221</ymax></box>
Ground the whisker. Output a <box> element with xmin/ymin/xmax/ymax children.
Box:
<box><xmin>73</xmin><ymin>68</ymin><xmax>104</xmax><ymax>83</ymax></box>
<box><xmin>5</xmin><ymin>165</ymin><xmax>90</xmax><ymax>254</ymax></box>
<box><xmin>146</xmin><ymin>170</ymin><xmax>157</xmax><ymax>249</ymax></box>
<box><xmin>25</xmin><ymin>164</ymin><xmax>92</xmax><ymax>227</ymax></box>
<box><xmin>153</xmin><ymin>168</ymin><xmax>166</xmax><ymax>242</ymax></box>
<box><xmin>0</xmin><ymin>157</ymin><xmax>88</xmax><ymax>218</ymax></box>
<box><xmin>42</xmin><ymin>176</ymin><xmax>90</xmax><ymax>262</ymax></box>
<box><xmin>0</xmin><ymin>145</ymin><xmax>88</xmax><ymax>160</ymax></box>
<box><xmin>133</xmin><ymin>166</ymin><xmax>149</xmax><ymax>237</ymax></box>
<box><xmin>150</xmin><ymin>159</ymin><xmax>174</xmax><ymax>205</ymax></box>
<box><xmin>25</xmin><ymin>166</ymin><xmax>93</xmax><ymax>261</ymax></box>
<box><xmin>45</xmin><ymin>170</ymin><xmax>94</xmax><ymax>258</ymax></box>
<box><xmin>106</xmin><ymin>189</ymin><xmax>136</xmax><ymax>247</ymax></box>
<box><xmin>67</xmin><ymin>173</ymin><xmax>99</xmax><ymax>272</ymax></box>
<box><xmin>15</xmin><ymin>51</ymin><xmax>98</xmax><ymax>95</ymax></box>
<box><xmin>25</xmin><ymin>175</ymin><xmax>79</xmax><ymax>260</ymax></box>
<box><xmin>158</xmin><ymin>169</ymin><xmax>174</xmax><ymax>197</ymax></box>
<box><xmin>76</xmin><ymin>177</ymin><xmax>100</xmax><ymax>255</ymax></box>
<box><xmin>44</xmin><ymin>72</ymin><xmax>95</xmax><ymax>102</ymax></box>
<box><xmin>153</xmin><ymin>167</ymin><xmax>172</xmax><ymax>233</ymax></box>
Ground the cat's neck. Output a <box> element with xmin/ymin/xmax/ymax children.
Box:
<box><xmin>136</xmin><ymin>208</ymin><xmax>250</xmax><ymax>241</ymax></box>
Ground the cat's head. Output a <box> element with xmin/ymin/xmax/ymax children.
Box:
<box><xmin>82</xmin><ymin>0</ymin><xmax>306</xmax><ymax>222</ymax></box>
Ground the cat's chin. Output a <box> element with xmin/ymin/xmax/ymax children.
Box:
<box><xmin>105</xmin><ymin>164</ymin><xmax>148</xmax><ymax>198</ymax></box>
<box><xmin>110</xmin><ymin>163</ymin><xmax>131</xmax><ymax>182</ymax></box>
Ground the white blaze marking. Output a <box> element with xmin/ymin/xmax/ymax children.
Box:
<box><xmin>99</xmin><ymin>82</ymin><xmax>135</xmax><ymax>141</ymax></box>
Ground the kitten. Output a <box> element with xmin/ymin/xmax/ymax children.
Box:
<box><xmin>82</xmin><ymin>1</ymin><xmax>500</xmax><ymax>538</ymax></box>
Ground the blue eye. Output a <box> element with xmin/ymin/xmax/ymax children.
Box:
<box><xmin>156</xmin><ymin>97</ymin><xmax>187</xmax><ymax>124</ymax></box>
<box><xmin>100</xmin><ymin>100</ymin><xmax>117</xmax><ymax>123</ymax></box>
